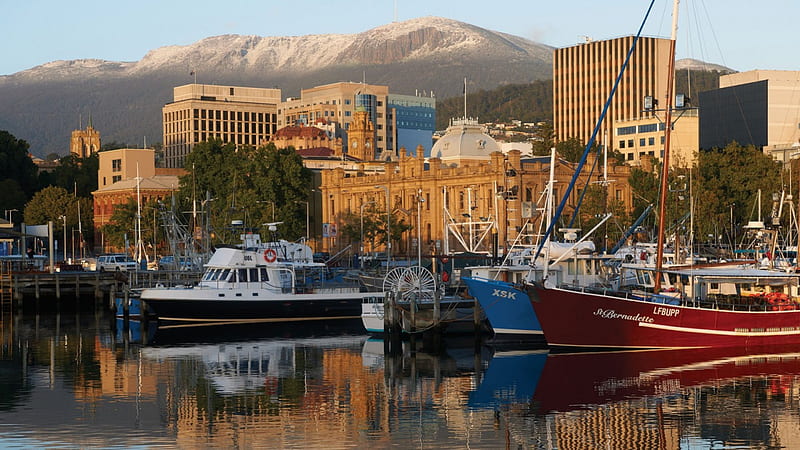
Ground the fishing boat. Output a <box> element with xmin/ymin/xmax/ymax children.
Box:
<box><xmin>140</xmin><ymin>234</ymin><xmax>383</xmax><ymax>323</ymax></box>
<box><xmin>529</xmin><ymin>0</ymin><xmax>800</xmax><ymax>349</ymax></box>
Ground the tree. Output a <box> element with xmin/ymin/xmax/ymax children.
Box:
<box><xmin>0</xmin><ymin>130</ymin><xmax>38</xmax><ymax>200</ymax></box>
<box><xmin>180</xmin><ymin>140</ymin><xmax>314</xmax><ymax>245</ymax></box>
<box><xmin>38</xmin><ymin>153</ymin><xmax>99</xmax><ymax>197</ymax></box>
<box><xmin>22</xmin><ymin>186</ymin><xmax>91</xmax><ymax>239</ymax></box>
<box><xmin>100</xmin><ymin>197</ymin><xmax>161</xmax><ymax>253</ymax></box>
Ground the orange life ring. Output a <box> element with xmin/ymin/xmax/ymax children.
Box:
<box><xmin>264</xmin><ymin>248</ymin><xmax>277</xmax><ymax>263</ymax></box>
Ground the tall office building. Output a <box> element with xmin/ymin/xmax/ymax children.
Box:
<box><xmin>162</xmin><ymin>84</ymin><xmax>281</xmax><ymax>168</ymax></box>
<box><xmin>554</xmin><ymin>36</ymin><xmax>672</xmax><ymax>155</ymax></box>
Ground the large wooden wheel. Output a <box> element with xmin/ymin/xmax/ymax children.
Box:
<box><xmin>383</xmin><ymin>266</ymin><xmax>437</xmax><ymax>302</ymax></box>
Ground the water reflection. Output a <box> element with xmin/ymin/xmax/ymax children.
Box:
<box><xmin>4</xmin><ymin>305</ymin><xmax>800</xmax><ymax>448</ymax></box>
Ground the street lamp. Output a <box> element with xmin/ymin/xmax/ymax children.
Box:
<box><xmin>374</xmin><ymin>185</ymin><xmax>391</xmax><ymax>268</ymax></box>
<box><xmin>4</xmin><ymin>209</ymin><xmax>18</xmax><ymax>223</ymax></box>
<box><xmin>58</xmin><ymin>215</ymin><xmax>67</xmax><ymax>262</ymax></box>
<box><xmin>417</xmin><ymin>189</ymin><xmax>424</xmax><ymax>268</ymax></box>
<box><xmin>257</xmin><ymin>200</ymin><xmax>275</xmax><ymax>222</ymax></box>
<box><xmin>360</xmin><ymin>201</ymin><xmax>376</xmax><ymax>254</ymax></box>
<box><xmin>295</xmin><ymin>200</ymin><xmax>309</xmax><ymax>243</ymax></box>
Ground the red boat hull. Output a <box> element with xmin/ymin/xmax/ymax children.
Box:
<box><xmin>530</xmin><ymin>285</ymin><xmax>800</xmax><ymax>349</ymax></box>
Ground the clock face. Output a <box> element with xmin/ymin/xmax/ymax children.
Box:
<box><xmin>365</xmin><ymin>141</ymin><xmax>371</xmax><ymax>148</ymax></box>
<box><xmin>351</xmin><ymin>140</ymin><xmax>358</xmax><ymax>148</ymax></box>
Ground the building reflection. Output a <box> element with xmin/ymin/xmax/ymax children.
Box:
<box><xmin>4</xmin><ymin>310</ymin><xmax>800</xmax><ymax>448</ymax></box>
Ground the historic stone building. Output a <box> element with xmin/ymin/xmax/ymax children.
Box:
<box><xmin>70</xmin><ymin>124</ymin><xmax>101</xmax><ymax>158</ymax></box>
<box><xmin>319</xmin><ymin>118</ymin><xmax>634</xmax><ymax>258</ymax></box>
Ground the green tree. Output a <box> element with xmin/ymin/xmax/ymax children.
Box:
<box><xmin>22</xmin><ymin>186</ymin><xmax>91</xmax><ymax>239</ymax></box>
<box><xmin>180</xmin><ymin>140</ymin><xmax>314</xmax><ymax>245</ymax></box>
<box><xmin>694</xmin><ymin>142</ymin><xmax>782</xmax><ymax>242</ymax></box>
<box><xmin>100</xmin><ymin>197</ymin><xmax>161</xmax><ymax>252</ymax></box>
<box><xmin>38</xmin><ymin>153</ymin><xmax>99</xmax><ymax>197</ymax></box>
<box><xmin>0</xmin><ymin>130</ymin><xmax>38</xmax><ymax>200</ymax></box>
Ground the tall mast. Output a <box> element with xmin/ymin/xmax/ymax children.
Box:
<box><xmin>654</xmin><ymin>0</ymin><xmax>680</xmax><ymax>291</ymax></box>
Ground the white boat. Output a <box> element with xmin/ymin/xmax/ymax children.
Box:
<box><xmin>140</xmin><ymin>235</ymin><xmax>383</xmax><ymax>323</ymax></box>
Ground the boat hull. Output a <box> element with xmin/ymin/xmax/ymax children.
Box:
<box><xmin>531</xmin><ymin>284</ymin><xmax>800</xmax><ymax>349</ymax></box>
<box><xmin>141</xmin><ymin>288</ymin><xmax>379</xmax><ymax>323</ymax></box>
<box><xmin>462</xmin><ymin>277</ymin><xmax>543</xmax><ymax>340</ymax></box>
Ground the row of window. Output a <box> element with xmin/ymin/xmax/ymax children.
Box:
<box><xmin>617</xmin><ymin>122</ymin><xmax>667</xmax><ymax>135</ymax></box>
<box><xmin>203</xmin><ymin>267</ymin><xmax>270</xmax><ymax>283</ymax></box>
<box><xmin>619</xmin><ymin>136</ymin><xmax>665</xmax><ymax>149</ymax></box>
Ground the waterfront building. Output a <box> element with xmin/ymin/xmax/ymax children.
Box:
<box><xmin>92</xmin><ymin>148</ymin><xmax>184</xmax><ymax>252</ymax></box>
<box><xmin>320</xmin><ymin>117</ymin><xmax>634</xmax><ymax>257</ymax></box>
<box><xmin>70</xmin><ymin>124</ymin><xmax>101</xmax><ymax>158</ymax></box>
<box><xmin>699</xmin><ymin>70</ymin><xmax>800</xmax><ymax>162</ymax></box>
<box><xmin>162</xmin><ymin>84</ymin><xmax>281</xmax><ymax>168</ymax></box>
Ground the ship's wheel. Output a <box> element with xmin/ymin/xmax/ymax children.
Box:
<box><xmin>382</xmin><ymin>266</ymin><xmax>437</xmax><ymax>302</ymax></box>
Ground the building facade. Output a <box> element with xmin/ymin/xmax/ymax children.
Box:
<box><xmin>614</xmin><ymin>112</ymin><xmax>699</xmax><ymax>167</ymax></box>
<box><xmin>387</xmin><ymin>93</ymin><xmax>436</xmax><ymax>157</ymax></box>
<box><xmin>699</xmin><ymin>70</ymin><xmax>800</xmax><ymax>156</ymax></box>
<box><xmin>280</xmin><ymin>82</ymin><xmax>391</xmax><ymax>160</ymax></box>
<box><xmin>319</xmin><ymin>118</ymin><xmax>635</xmax><ymax>258</ymax></box>
<box><xmin>162</xmin><ymin>84</ymin><xmax>281</xmax><ymax>168</ymax></box>
<box><xmin>554</xmin><ymin>36</ymin><xmax>672</xmax><ymax>157</ymax></box>
<box><xmin>70</xmin><ymin>125</ymin><xmax>101</xmax><ymax>158</ymax></box>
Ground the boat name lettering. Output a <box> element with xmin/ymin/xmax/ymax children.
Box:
<box><xmin>244</xmin><ymin>255</ymin><xmax>253</xmax><ymax>261</ymax></box>
<box><xmin>492</xmin><ymin>289</ymin><xmax>517</xmax><ymax>300</ymax></box>
<box><xmin>653</xmin><ymin>306</ymin><xmax>679</xmax><ymax>317</ymax></box>
<box><xmin>594</xmin><ymin>308</ymin><xmax>654</xmax><ymax>323</ymax></box>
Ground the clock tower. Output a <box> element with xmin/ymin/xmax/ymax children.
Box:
<box><xmin>347</xmin><ymin>109</ymin><xmax>375</xmax><ymax>161</ymax></box>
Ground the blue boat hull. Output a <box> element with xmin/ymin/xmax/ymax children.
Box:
<box><xmin>462</xmin><ymin>277</ymin><xmax>543</xmax><ymax>341</ymax></box>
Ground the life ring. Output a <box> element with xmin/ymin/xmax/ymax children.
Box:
<box><xmin>264</xmin><ymin>249</ymin><xmax>277</xmax><ymax>263</ymax></box>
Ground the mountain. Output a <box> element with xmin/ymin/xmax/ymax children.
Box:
<box><xmin>675</xmin><ymin>58</ymin><xmax>734</xmax><ymax>74</ymax></box>
<box><xmin>0</xmin><ymin>17</ymin><xmax>553</xmax><ymax>158</ymax></box>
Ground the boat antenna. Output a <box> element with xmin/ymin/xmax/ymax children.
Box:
<box><xmin>654</xmin><ymin>0</ymin><xmax>680</xmax><ymax>292</ymax></box>
<box><xmin>534</xmin><ymin>0</ymin><xmax>657</xmax><ymax>265</ymax></box>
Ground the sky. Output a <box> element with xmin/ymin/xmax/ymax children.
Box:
<box><xmin>1</xmin><ymin>0</ymin><xmax>797</xmax><ymax>76</ymax></box>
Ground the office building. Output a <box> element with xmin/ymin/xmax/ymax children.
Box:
<box><xmin>699</xmin><ymin>70</ymin><xmax>800</xmax><ymax>160</ymax></box>
<box><xmin>554</xmin><ymin>36</ymin><xmax>672</xmax><ymax>157</ymax></box>
<box><xmin>162</xmin><ymin>84</ymin><xmax>281</xmax><ymax>168</ymax></box>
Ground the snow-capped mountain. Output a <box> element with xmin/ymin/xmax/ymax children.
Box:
<box><xmin>0</xmin><ymin>17</ymin><xmax>553</xmax><ymax>157</ymax></box>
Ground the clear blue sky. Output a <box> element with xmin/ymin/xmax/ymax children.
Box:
<box><xmin>1</xmin><ymin>0</ymin><xmax>795</xmax><ymax>76</ymax></box>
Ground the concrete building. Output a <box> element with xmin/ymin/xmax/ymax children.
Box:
<box><xmin>699</xmin><ymin>70</ymin><xmax>800</xmax><ymax>160</ymax></box>
<box><xmin>70</xmin><ymin>124</ymin><xmax>101</xmax><ymax>158</ymax></box>
<box><xmin>614</xmin><ymin>111</ymin><xmax>699</xmax><ymax>167</ymax></box>
<box><xmin>554</xmin><ymin>36</ymin><xmax>673</xmax><ymax>158</ymax></box>
<box><xmin>162</xmin><ymin>84</ymin><xmax>281</xmax><ymax>168</ymax></box>
<box><xmin>92</xmin><ymin>148</ymin><xmax>184</xmax><ymax>252</ymax></box>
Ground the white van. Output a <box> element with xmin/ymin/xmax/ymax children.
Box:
<box><xmin>96</xmin><ymin>254</ymin><xmax>137</xmax><ymax>271</ymax></box>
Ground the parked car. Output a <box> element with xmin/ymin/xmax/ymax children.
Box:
<box><xmin>157</xmin><ymin>255</ymin><xmax>195</xmax><ymax>271</ymax></box>
<box><xmin>96</xmin><ymin>254</ymin><xmax>137</xmax><ymax>272</ymax></box>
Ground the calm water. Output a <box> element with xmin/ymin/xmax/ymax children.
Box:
<box><xmin>2</xmin><ymin>303</ymin><xmax>800</xmax><ymax>448</ymax></box>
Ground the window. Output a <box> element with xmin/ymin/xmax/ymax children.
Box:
<box><xmin>617</xmin><ymin>125</ymin><xmax>636</xmax><ymax>135</ymax></box>
<box><xmin>639</xmin><ymin>138</ymin><xmax>645</xmax><ymax>146</ymax></box>
<box><xmin>627</xmin><ymin>140</ymin><xmax>634</xmax><ymax>147</ymax></box>
<box><xmin>638</xmin><ymin>123</ymin><xmax>658</xmax><ymax>133</ymax></box>
<box><xmin>648</xmin><ymin>137</ymin><xmax>655</xmax><ymax>146</ymax></box>
<box><xmin>112</xmin><ymin>159</ymin><xmax>122</xmax><ymax>172</ymax></box>
<box><xmin>619</xmin><ymin>140</ymin><xmax>625</xmax><ymax>149</ymax></box>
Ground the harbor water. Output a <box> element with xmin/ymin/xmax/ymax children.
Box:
<box><xmin>2</xmin><ymin>299</ymin><xmax>800</xmax><ymax>448</ymax></box>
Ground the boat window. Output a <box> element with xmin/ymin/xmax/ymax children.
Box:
<box><xmin>249</xmin><ymin>268</ymin><xmax>259</xmax><ymax>282</ymax></box>
<box><xmin>260</xmin><ymin>268</ymin><xmax>269</xmax><ymax>282</ymax></box>
<box><xmin>220</xmin><ymin>269</ymin><xmax>232</xmax><ymax>281</ymax></box>
<box><xmin>202</xmin><ymin>270</ymin><xmax>213</xmax><ymax>281</ymax></box>
<box><xmin>238</xmin><ymin>268</ymin><xmax>248</xmax><ymax>282</ymax></box>
<box><xmin>208</xmin><ymin>269</ymin><xmax>220</xmax><ymax>281</ymax></box>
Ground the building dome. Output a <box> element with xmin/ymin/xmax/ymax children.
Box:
<box><xmin>430</xmin><ymin>118</ymin><xmax>500</xmax><ymax>163</ymax></box>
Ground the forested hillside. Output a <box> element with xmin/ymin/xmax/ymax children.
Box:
<box><xmin>436</xmin><ymin>70</ymin><xmax>723</xmax><ymax>130</ymax></box>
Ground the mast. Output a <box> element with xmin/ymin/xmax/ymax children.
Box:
<box><xmin>654</xmin><ymin>0</ymin><xmax>680</xmax><ymax>291</ymax></box>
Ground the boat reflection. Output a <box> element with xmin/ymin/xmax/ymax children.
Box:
<box><xmin>468</xmin><ymin>347</ymin><xmax>548</xmax><ymax>409</ymax></box>
<box><xmin>533</xmin><ymin>345</ymin><xmax>800</xmax><ymax>414</ymax></box>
